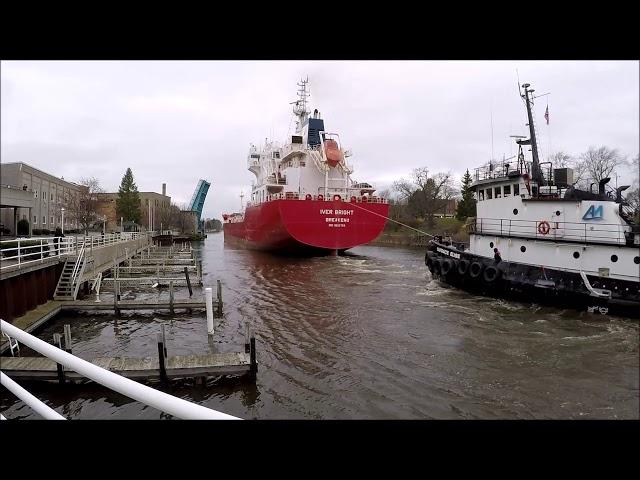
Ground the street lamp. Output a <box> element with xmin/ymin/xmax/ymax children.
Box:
<box><xmin>61</xmin><ymin>208</ymin><xmax>65</xmax><ymax>234</ymax></box>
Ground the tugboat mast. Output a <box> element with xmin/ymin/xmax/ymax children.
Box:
<box><xmin>521</xmin><ymin>83</ymin><xmax>545</xmax><ymax>185</ymax></box>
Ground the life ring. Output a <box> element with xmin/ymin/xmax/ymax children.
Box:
<box><xmin>317</xmin><ymin>194</ymin><xmax>324</xmax><ymax>201</ymax></box>
<box><xmin>483</xmin><ymin>266</ymin><xmax>501</xmax><ymax>283</ymax></box>
<box><xmin>537</xmin><ymin>221</ymin><xmax>550</xmax><ymax>235</ymax></box>
<box><xmin>305</xmin><ymin>194</ymin><xmax>312</xmax><ymax>200</ymax></box>
<box><xmin>469</xmin><ymin>261</ymin><xmax>483</xmax><ymax>278</ymax></box>
<box><xmin>350</xmin><ymin>196</ymin><xmax>357</xmax><ymax>203</ymax></box>
<box><xmin>333</xmin><ymin>194</ymin><xmax>341</xmax><ymax>201</ymax></box>
<box><xmin>457</xmin><ymin>259</ymin><xmax>470</xmax><ymax>275</ymax></box>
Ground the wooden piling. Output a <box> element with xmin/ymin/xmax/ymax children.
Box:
<box><xmin>184</xmin><ymin>267</ymin><xmax>193</xmax><ymax>297</ymax></box>
<box><xmin>53</xmin><ymin>333</ymin><xmax>65</xmax><ymax>384</ymax></box>
<box><xmin>157</xmin><ymin>333</ymin><xmax>167</xmax><ymax>383</ymax></box>
<box><xmin>245</xmin><ymin>323</ymin><xmax>250</xmax><ymax>353</ymax></box>
<box><xmin>169</xmin><ymin>281</ymin><xmax>175</xmax><ymax>314</ymax></box>
<box><xmin>63</xmin><ymin>324</ymin><xmax>72</xmax><ymax>354</ymax></box>
<box><xmin>217</xmin><ymin>279</ymin><xmax>223</xmax><ymax>316</ymax></box>
<box><xmin>249</xmin><ymin>336</ymin><xmax>257</xmax><ymax>380</ymax></box>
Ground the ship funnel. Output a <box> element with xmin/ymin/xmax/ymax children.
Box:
<box><xmin>599</xmin><ymin>178</ymin><xmax>611</xmax><ymax>195</ymax></box>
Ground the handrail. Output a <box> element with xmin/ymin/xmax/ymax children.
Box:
<box><xmin>1</xmin><ymin>372</ymin><xmax>66</xmax><ymax>420</ymax></box>
<box><xmin>0</xmin><ymin>319</ymin><xmax>241</xmax><ymax>420</ymax></box>
<box><xmin>1</xmin><ymin>233</ymin><xmax>151</xmax><ymax>271</ymax></box>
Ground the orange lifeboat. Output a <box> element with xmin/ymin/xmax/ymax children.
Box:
<box><xmin>323</xmin><ymin>139</ymin><xmax>343</xmax><ymax>168</ymax></box>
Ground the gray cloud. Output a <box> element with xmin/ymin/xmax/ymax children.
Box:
<box><xmin>2</xmin><ymin>60</ymin><xmax>638</xmax><ymax>218</ymax></box>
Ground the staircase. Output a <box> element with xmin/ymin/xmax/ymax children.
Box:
<box><xmin>54</xmin><ymin>245</ymin><xmax>86</xmax><ymax>300</ymax></box>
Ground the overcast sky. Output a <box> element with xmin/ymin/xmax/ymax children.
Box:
<box><xmin>1</xmin><ymin>61</ymin><xmax>638</xmax><ymax>219</ymax></box>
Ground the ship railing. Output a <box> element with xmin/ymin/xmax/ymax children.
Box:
<box><xmin>0</xmin><ymin>319</ymin><xmax>240</xmax><ymax>420</ymax></box>
<box><xmin>0</xmin><ymin>232</ymin><xmax>151</xmax><ymax>271</ymax></box>
<box><xmin>260</xmin><ymin>192</ymin><xmax>388</xmax><ymax>204</ymax></box>
<box><xmin>473</xmin><ymin>161</ymin><xmax>529</xmax><ymax>182</ymax></box>
<box><xmin>471</xmin><ymin>217</ymin><xmax>628</xmax><ymax>244</ymax></box>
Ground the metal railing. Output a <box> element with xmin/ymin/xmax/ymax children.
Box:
<box><xmin>469</xmin><ymin>217</ymin><xmax>630</xmax><ymax>244</ymax></box>
<box><xmin>0</xmin><ymin>319</ymin><xmax>240</xmax><ymax>420</ymax></box>
<box><xmin>0</xmin><ymin>232</ymin><xmax>149</xmax><ymax>271</ymax></box>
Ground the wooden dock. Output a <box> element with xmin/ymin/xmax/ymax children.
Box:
<box><xmin>67</xmin><ymin>299</ymin><xmax>211</xmax><ymax>311</ymax></box>
<box><xmin>0</xmin><ymin>351</ymin><xmax>252</xmax><ymax>381</ymax></box>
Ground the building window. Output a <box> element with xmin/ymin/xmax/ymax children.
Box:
<box><xmin>43</xmin><ymin>216</ymin><xmax>46</xmax><ymax>225</ymax></box>
<box><xmin>513</xmin><ymin>184</ymin><xmax>520</xmax><ymax>196</ymax></box>
<box><xmin>51</xmin><ymin>193</ymin><xmax>54</xmax><ymax>201</ymax></box>
<box><xmin>51</xmin><ymin>216</ymin><xmax>54</xmax><ymax>224</ymax></box>
<box><xmin>34</xmin><ymin>215</ymin><xmax>37</xmax><ymax>224</ymax></box>
<box><xmin>503</xmin><ymin>185</ymin><xmax>511</xmax><ymax>196</ymax></box>
<box><xmin>486</xmin><ymin>188</ymin><xmax>493</xmax><ymax>200</ymax></box>
<box><xmin>494</xmin><ymin>187</ymin><xmax>502</xmax><ymax>198</ymax></box>
<box><xmin>34</xmin><ymin>190</ymin><xmax>38</xmax><ymax>199</ymax></box>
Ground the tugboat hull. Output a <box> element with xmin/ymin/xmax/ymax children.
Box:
<box><xmin>425</xmin><ymin>241</ymin><xmax>640</xmax><ymax>318</ymax></box>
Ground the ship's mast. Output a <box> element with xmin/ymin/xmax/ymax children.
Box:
<box><xmin>293</xmin><ymin>77</ymin><xmax>310</xmax><ymax>133</ymax></box>
<box><xmin>521</xmin><ymin>83</ymin><xmax>544</xmax><ymax>185</ymax></box>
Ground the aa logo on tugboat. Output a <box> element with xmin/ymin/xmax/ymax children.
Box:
<box><xmin>582</xmin><ymin>205</ymin><xmax>604</xmax><ymax>220</ymax></box>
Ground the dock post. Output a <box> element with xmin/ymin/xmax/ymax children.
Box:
<box><xmin>205</xmin><ymin>287</ymin><xmax>214</xmax><ymax>335</ymax></box>
<box><xmin>161</xmin><ymin>324</ymin><xmax>168</xmax><ymax>361</ymax></box>
<box><xmin>53</xmin><ymin>333</ymin><xmax>65</xmax><ymax>384</ymax></box>
<box><xmin>114</xmin><ymin>282</ymin><xmax>121</xmax><ymax>317</ymax></box>
<box><xmin>184</xmin><ymin>266</ymin><xmax>193</xmax><ymax>297</ymax></box>
<box><xmin>249</xmin><ymin>336</ymin><xmax>257</xmax><ymax>380</ymax></box>
<box><xmin>217</xmin><ymin>279</ymin><xmax>223</xmax><ymax>316</ymax></box>
<box><xmin>169</xmin><ymin>281</ymin><xmax>175</xmax><ymax>315</ymax></box>
<box><xmin>63</xmin><ymin>324</ymin><xmax>72</xmax><ymax>354</ymax></box>
<box><xmin>245</xmin><ymin>323</ymin><xmax>250</xmax><ymax>353</ymax></box>
<box><xmin>156</xmin><ymin>265</ymin><xmax>160</xmax><ymax>285</ymax></box>
<box><xmin>197</xmin><ymin>260</ymin><xmax>202</xmax><ymax>285</ymax></box>
<box><xmin>157</xmin><ymin>333</ymin><xmax>167</xmax><ymax>383</ymax></box>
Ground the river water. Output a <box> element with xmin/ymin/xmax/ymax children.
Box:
<box><xmin>1</xmin><ymin>232</ymin><xmax>638</xmax><ymax>419</ymax></box>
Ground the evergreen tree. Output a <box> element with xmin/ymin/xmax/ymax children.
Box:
<box><xmin>116</xmin><ymin>168</ymin><xmax>142</xmax><ymax>224</ymax></box>
<box><xmin>455</xmin><ymin>169</ymin><xmax>476</xmax><ymax>220</ymax></box>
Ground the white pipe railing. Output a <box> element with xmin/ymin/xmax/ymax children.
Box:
<box><xmin>0</xmin><ymin>233</ymin><xmax>151</xmax><ymax>271</ymax></box>
<box><xmin>1</xmin><ymin>371</ymin><xmax>66</xmax><ymax>420</ymax></box>
<box><xmin>0</xmin><ymin>320</ymin><xmax>240</xmax><ymax>420</ymax></box>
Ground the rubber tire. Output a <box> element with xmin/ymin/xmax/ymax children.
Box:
<box><xmin>441</xmin><ymin>258</ymin><xmax>453</xmax><ymax>275</ymax></box>
<box><xmin>426</xmin><ymin>256</ymin><xmax>434</xmax><ymax>272</ymax></box>
<box><xmin>469</xmin><ymin>262</ymin><xmax>483</xmax><ymax>279</ymax></box>
<box><xmin>458</xmin><ymin>259</ymin><xmax>470</xmax><ymax>275</ymax></box>
<box><xmin>432</xmin><ymin>258</ymin><xmax>442</xmax><ymax>275</ymax></box>
<box><xmin>483</xmin><ymin>266</ymin><xmax>500</xmax><ymax>283</ymax></box>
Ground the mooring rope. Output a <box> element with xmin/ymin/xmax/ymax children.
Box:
<box><xmin>350</xmin><ymin>202</ymin><xmax>437</xmax><ymax>238</ymax></box>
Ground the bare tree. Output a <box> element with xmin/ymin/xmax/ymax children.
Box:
<box><xmin>549</xmin><ymin>151</ymin><xmax>587</xmax><ymax>187</ymax></box>
<box><xmin>393</xmin><ymin>167</ymin><xmax>456</xmax><ymax>228</ymax></box>
<box><xmin>579</xmin><ymin>146</ymin><xmax>627</xmax><ymax>188</ymax></box>
<box><xmin>64</xmin><ymin>177</ymin><xmax>104</xmax><ymax>235</ymax></box>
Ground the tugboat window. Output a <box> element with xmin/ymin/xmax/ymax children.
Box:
<box><xmin>611</xmin><ymin>255</ymin><xmax>618</xmax><ymax>262</ymax></box>
<box><xmin>503</xmin><ymin>185</ymin><xmax>511</xmax><ymax>196</ymax></box>
<box><xmin>573</xmin><ymin>252</ymin><xmax>580</xmax><ymax>259</ymax></box>
<box><xmin>513</xmin><ymin>208</ymin><xmax>518</xmax><ymax>215</ymax></box>
<box><xmin>555</xmin><ymin>210</ymin><xmax>561</xmax><ymax>216</ymax></box>
<box><xmin>513</xmin><ymin>184</ymin><xmax>520</xmax><ymax>196</ymax></box>
<box><xmin>520</xmin><ymin>246</ymin><xmax>526</xmax><ymax>252</ymax></box>
<box><xmin>486</xmin><ymin>189</ymin><xmax>493</xmax><ymax>200</ymax></box>
<box><xmin>489</xmin><ymin>242</ymin><xmax>494</xmax><ymax>248</ymax></box>
<box><xmin>494</xmin><ymin>187</ymin><xmax>502</xmax><ymax>198</ymax></box>
<box><xmin>634</xmin><ymin>256</ymin><xmax>640</xmax><ymax>264</ymax></box>
<box><xmin>478</xmin><ymin>190</ymin><xmax>484</xmax><ymax>201</ymax></box>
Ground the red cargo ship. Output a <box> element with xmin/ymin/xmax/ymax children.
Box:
<box><xmin>223</xmin><ymin>78</ymin><xmax>389</xmax><ymax>253</ymax></box>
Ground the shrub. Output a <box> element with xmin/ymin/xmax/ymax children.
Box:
<box><xmin>17</xmin><ymin>219</ymin><xmax>29</xmax><ymax>236</ymax></box>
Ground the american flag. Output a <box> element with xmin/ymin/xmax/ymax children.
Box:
<box><xmin>544</xmin><ymin>105</ymin><xmax>549</xmax><ymax>124</ymax></box>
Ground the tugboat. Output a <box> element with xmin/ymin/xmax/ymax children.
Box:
<box><xmin>425</xmin><ymin>83</ymin><xmax>640</xmax><ymax>317</ymax></box>
<box><xmin>223</xmin><ymin>78</ymin><xmax>389</xmax><ymax>254</ymax></box>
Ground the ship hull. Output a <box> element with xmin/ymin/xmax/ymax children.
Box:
<box><xmin>224</xmin><ymin>199</ymin><xmax>389</xmax><ymax>253</ymax></box>
<box><xmin>425</xmin><ymin>241</ymin><xmax>640</xmax><ymax>318</ymax></box>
